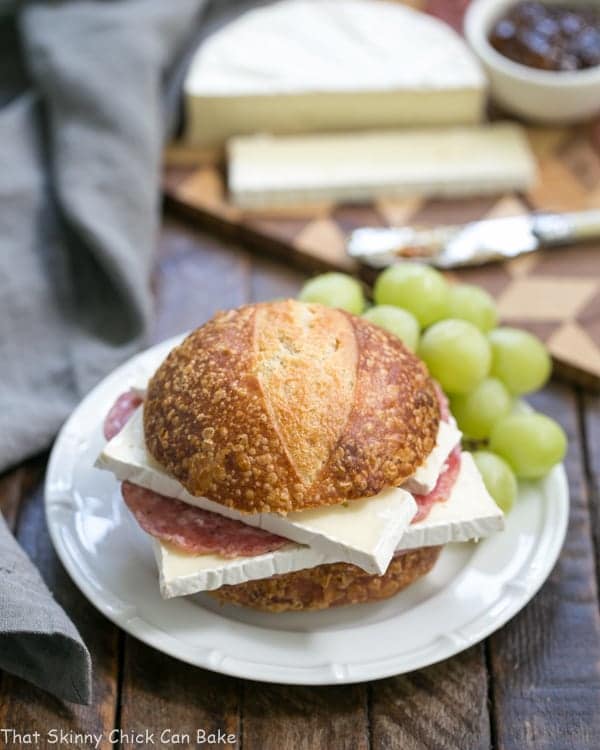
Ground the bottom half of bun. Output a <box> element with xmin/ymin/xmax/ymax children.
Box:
<box><xmin>209</xmin><ymin>546</ymin><xmax>443</xmax><ymax>613</ymax></box>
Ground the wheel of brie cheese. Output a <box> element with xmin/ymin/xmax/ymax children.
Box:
<box><xmin>184</xmin><ymin>0</ymin><xmax>486</xmax><ymax>147</ymax></box>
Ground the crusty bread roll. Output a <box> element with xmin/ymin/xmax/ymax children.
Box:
<box><xmin>144</xmin><ymin>300</ymin><xmax>439</xmax><ymax>514</ymax></box>
<box><xmin>210</xmin><ymin>546</ymin><xmax>442</xmax><ymax>612</ymax></box>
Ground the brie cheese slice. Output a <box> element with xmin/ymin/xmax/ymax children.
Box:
<box><xmin>403</xmin><ymin>418</ymin><xmax>462</xmax><ymax>495</ymax></box>
<box><xmin>227</xmin><ymin>124</ymin><xmax>536</xmax><ymax>208</ymax></box>
<box><xmin>154</xmin><ymin>542</ymin><xmax>329</xmax><ymax>600</ymax></box>
<box><xmin>155</xmin><ymin>452</ymin><xmax>504</xmax><ymax>598</ymax></box>
<box><xmin>395</xmin><ymin>452</ymin><xmax>504</xmax><ymax>550</ymax></box>
<box><xmin>97</xmin><ymin>407</ymin><xmax>417</xmax><ymax>575</ymax></box>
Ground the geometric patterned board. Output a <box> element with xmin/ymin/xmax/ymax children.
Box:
<box><xmin>162</xmin><ymin>0</ymin><xmax>600</xmax><ymax>388</ymax></box>
<box><xmin>163</xmin><ymin>123</ymin><xmax>600</xmax><ymax>390</ymax></box>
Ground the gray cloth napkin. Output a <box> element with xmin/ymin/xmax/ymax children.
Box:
<box><xmin>0</xmin><ymin>0</ymin><xmax>259</xmax><ymax>704</ymax></box>
<box><xmin>0</xmin><ymin>514</ymin><xmax>92</xmax><ymax>703</ymax></box>
<box><xmin>0</xmin><ymin>0</ymin><xmax>207</xmax><ymax>473</ymax></box>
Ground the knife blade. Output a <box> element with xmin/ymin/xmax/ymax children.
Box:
<box><xmin>347</xmin><ymin>210</ymin><xmax>600</xmax><ymax>269</ymax></box>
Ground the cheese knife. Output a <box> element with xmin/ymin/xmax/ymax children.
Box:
<box><xmin>347</xmin><ymin>210</ymin><xmax>600</xmax><ymax>269</ymax></box>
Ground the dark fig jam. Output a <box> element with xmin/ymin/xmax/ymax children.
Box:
<box><xmin>489</xmin><ymin>1</ymin><xmax>600</xmax><ymax>71</ymax></box>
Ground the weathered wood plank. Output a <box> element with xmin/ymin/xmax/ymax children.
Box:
<box><xmin>0</xmin><ymin>457</ymin><xmax>45</xmax><ymax>532</ymax></box>
<box><xmin>370</xmin><ymin>645</ymin><xmax>491</xmax><ymax>750</ymax></box>
<box><xmin>242</xmin><ymin>683</ymin><xmax>368</xmax><ymax>750</ymax></box>
<box><xmin>580</xmin><ymin>390</ymin><xmax>600</xmax><ymax>590</ymax></box>
<box><xmin>0</xmin><ymin>468</ymin><xmax>25</xmax><ymax>533</ymax></box>
<box><xmin>0</xmin><ymin>482</ymin><xmax>119</xmax><ymax>750</ymax></box>
<box><xmin>152</xmin><ymin>218</ymin><xmax>250</xmax><ymax>343</ymax></box>
<box><xmin>488</xmin><ymin>383</ymin><xmax>600</xmax><ymax>750</ymax></box>
<box><xmin>249</xmin><ymin>253</ymin><xmax>304</xmax><ymax>304</ymax></box>
<box><xmin>119</xmin><ymin>641</ymin><xmax>241</xmax><ymax>750</ymax></box>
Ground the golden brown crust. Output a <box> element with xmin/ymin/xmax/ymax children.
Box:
<box><xmin>144</xmin><ymin>300</ymin><xmax>439</xmax><ymax>514</ymax></box>
<box><xmin>210</xmin><ymin>546</ymin><xmax>442</xmax><ymax>612</ymax></box>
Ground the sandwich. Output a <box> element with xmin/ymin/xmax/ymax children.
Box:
<box><xmin>97</xmin><ymin>299</ymin><xmax>503</xmax><ymax>612</ymax></box>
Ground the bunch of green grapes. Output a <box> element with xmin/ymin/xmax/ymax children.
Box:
<box><xmin>298</xmin><ymin>265</ymin><xmax>566</xmax><ymax>514</ymax></box>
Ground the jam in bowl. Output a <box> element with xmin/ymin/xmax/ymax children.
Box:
<box><xmin>489</xmin><ymin>1</ymin><xmax>600</xmax><ymax>72</ymax></box>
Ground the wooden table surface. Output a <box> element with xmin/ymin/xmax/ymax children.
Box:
<box><xmin>2</xmin><ymin>211</ymin><xmax>600</xmax><ymax>750</ymax></box>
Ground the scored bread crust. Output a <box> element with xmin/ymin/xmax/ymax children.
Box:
<box><xmin>210</xmin><ymin>546</ymin><xmax>442</xmax><ymax>612</ymax></box>
<box><xmin>144</xmin><ymin>300</ymin><xmax>439</xmax><ymax>514</ymax></box>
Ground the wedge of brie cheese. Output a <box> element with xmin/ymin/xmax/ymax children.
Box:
<box><xmin>227</xmin><ymin>124</ymin><xmax>536</xmax><ymax>208</ymax></box>
<box><xmin>97</xmin><ymin>407</ymin><xmax>417</xmax><ymax>575</ymax></box>
<box><xmin>155</xmin><ymin>453</ymin><xmax>504</xmax><ymax>598</ymax></box>
<box><xmin>184</xmin><ymin>0</ymin><xmax>485</xmax><ymax>147</ymax></box>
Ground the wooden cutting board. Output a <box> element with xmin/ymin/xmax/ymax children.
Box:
<box><xmin>162</xmin><ymin>2</ymin><xmax>600</xmax><ymax>389</ymax></box>
<box><xmin>163</xmin><ymin>125</ymin><xmax>600</xmax><ymax>389</ymax></box>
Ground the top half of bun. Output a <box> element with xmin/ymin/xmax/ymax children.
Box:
<box><xmin>143</xmin><ymin>299</ymin><xmax>440</xmax><ymax>515</ymax></box>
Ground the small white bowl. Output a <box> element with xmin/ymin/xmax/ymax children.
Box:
<box><xmin>464</xmin><ymin>0</ymin><xmax>600</xmax><ymax>123</ymax></box>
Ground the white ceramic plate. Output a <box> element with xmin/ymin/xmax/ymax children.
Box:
<box><xmin>45</xmin><ymin>336</ymin><xmax>569</xmax><ymax>685</ymax></box>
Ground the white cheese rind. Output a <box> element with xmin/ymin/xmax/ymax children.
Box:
<box><xmin>155</xmin><ymin>542</ymin><xmax>331</xmax><ymax>598</ymax></box>
<box><xmin>97</xmin><ymin>407</ymin><xmax>417</xmax><ymax>574</ymax></box>
<box><xmin>184</xmin><ymin>0</ymin><xmax>485</xmax><ymax>146</ymax></box>
<box><xmin>155</xmin><ymin>452</ymin><xmax>504</xmax><ymax>598</ymax></box>
<box><xmin>403</xmin><ymin>418</ymin><xmax>462</xmax><ymax>495</ymax></box>
<box><xmin>227</xmin><ymin>124</ymin><xmax>536</xmax><ymax>208</ymax></box>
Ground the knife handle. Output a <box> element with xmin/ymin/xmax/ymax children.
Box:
<box><xmin>533</xmin><ymin>210</ymin><xmax>600</xmax><ymax>246</ymax></box>
<box><xmin>567</xmin><ymin>210</ymin><xmax>600</xmax><ymax>241</ymax></box>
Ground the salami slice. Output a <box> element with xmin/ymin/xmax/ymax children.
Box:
<box><xmin>412</xmin><ymin>446</ymin><xmax>461</xmax><ymax>524</ymax></box>
<box><xmin>104</xmin><ymin>390</ymin><xmax>144</xmax><ymax>440</ymax></box>
<box><xmin>121</xmin><ymin>482</ymin><xmax>289</xmax><ymax>557</ymax></box>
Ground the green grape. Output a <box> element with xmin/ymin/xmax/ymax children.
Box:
<box><xmin>489</xmin><ymin>413</ymin><xmax>567</xmax><ymax>479</ymax></box>
<box><xmin>448</xmin><ymin>283</ymin><xmax>497</xmax><ymax>332</ymax></box>
<box><xmin>510</xmin><ymin>398</ymin><xmax>530</xmax><ymax>416</ymax></box>
<box><xmin>489</xmin><ymin>327</ymin><xmax>551</xmax><ymax>395</ymax></box>
<box><xmin>298</xmin><ymin>272</ymin><xmax>365</xmax><ymax>314</ymax></box>
<box><xmin>363</xmin><ymin>305</ymin><xmax>419</xmax><ymax>351</ymax></box>
<box><xmin>473</xmin><ymin>450</ymin><xmax>518</xmax><ymax>513</ymax></box>
<box><xmin>418</xmin><ymin>319</ymin><xmax>491</xmax><ymax>394</ymax></box>
<box><xmin>373</xmin><ymin>263</ymin><xmax>449</xmax><ymax>327</ymax></box>
<box><xmin>450</xmin><ymin>377</ymin><xmax>512</xmax><ymax>440</ymax></box>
